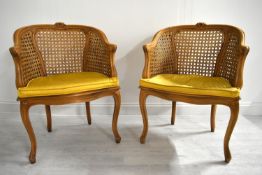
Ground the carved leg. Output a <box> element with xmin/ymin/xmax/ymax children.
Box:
<box><xmin>224</xmin><ymin>102</ymin><xmax>239</xmax><ymax>163</ymax></box>
<box><xmin>45</xmin><ymin>105</ymin><xmax>52</xmax><ymax>132</ymax></box>
<box><xmin>112</xmin><ymin>90</ymin><xmax>121</xmax><ymax>143</ymax></box>
<box><xmin>139</xmin><ymin>90</ymin><xmax>148</xmax><ymax>144</ymax></box>
<box><xmin>20</xmin><ymin>102</ymin><xmax>36</xmax><ymax>164</ymax></box>
<box><xmin>85</xmin><ymin>102</ymin><xmax>92</xmax><ymax>125</ymax></box>
<box><xmin>171</xmin><ymin>101</ymin><xmax>176</xmax><ymax>125</ymax></box>
<box><xmin>211</xmin><ymin>104</ymin><xmax>217</xmax><ymax>132</ymax></box>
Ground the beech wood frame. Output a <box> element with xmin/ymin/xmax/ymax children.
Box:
<box><xmin>139</xmin><ymin>23</ymin><xmax>249</xmax><ymax>163</ymax></box>
<box><xmin>10</xmin><ymin>23</ymin><xmax>121</xmax><ymax>164</ymax></box>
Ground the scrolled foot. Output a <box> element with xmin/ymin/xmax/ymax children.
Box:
<box><xmin>115</xmin><ymin>137</ymin><xmax>121</xmax><ymax>143</ymax></box>
<box><xmin>29</xmin><ymin>153</ymin><xmax>36</xmax><ymax>164</ymax></box>
<box><xmin>225</xmin><ymin>156</ymin><xmax>231</xmax><ymax>163</ymax></box>
<box><xmin>140</xmin><ymin>136</ymin><xmax>146</xmax><ymax>144</ymax></box>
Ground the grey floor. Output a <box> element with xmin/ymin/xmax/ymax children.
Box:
<box><xmin>0</xmin><ymin>111</ymin><xmax>262</xmax><ymax>175</ymax></box>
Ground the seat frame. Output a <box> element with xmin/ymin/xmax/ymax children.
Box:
<box><xmin>139</xmin><ymin>23</ymin><xmax>249</xmax><ymax>163</ymax></box>
<box><xmin>10</xmin><ymin>23</ymin><xmax>121</xmax><ymax>163</ymax></box>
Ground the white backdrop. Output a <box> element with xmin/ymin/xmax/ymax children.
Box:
<box><xmin>0</xmin><ymin>0</ymin><xmax>261</xmax><ymax>115</ymax></box>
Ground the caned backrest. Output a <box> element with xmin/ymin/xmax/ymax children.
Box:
<box><xmin>35</xmin><ymin>29</ymin><xmax>86</xmax><ymax>75</ymax></box>
<box><xmin>147</xmin><ymin>23</ymin><xmax>249</xmax><ymax>87</ymax></box>
<box><xmin>11</xmin><ymin>23</ymin><xmax>112</xmax><ymax>87</ymax></box>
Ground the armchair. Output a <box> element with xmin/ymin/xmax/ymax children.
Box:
<box><xmin>10</xmin><ymin>22</ymin><xmax>121</xmax><ymax>163</ymax></box>
<box><xmin>139</xmin><ymin>23</ymin><xmax>249</xmax><ymax>163</ymax></box>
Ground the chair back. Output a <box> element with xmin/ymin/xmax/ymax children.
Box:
<box><xmin>11</xmin><ymin>23</ymin><xmax>112</xmax><ymax>87</ymax></box>
<box><xmin>148</xmin><ymin>23</ymin><xmax>249</xmax><ymax>87</ymax></box>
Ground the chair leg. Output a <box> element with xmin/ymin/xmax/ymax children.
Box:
<box><xmin>211</xmin><ymin>104</ymin><xmax>217</xmax><ymax>132</ymax></box>
<box><xmin>139</xmin><ymin>90</ymin><xmax>148</xmax><ymax>144</ymax></box>
<box><xmin>85</xmin><ymin>102</ymin><xmax>92</xmax><ymax>125</ymax></box>
<box><xmin>171</xmin><ymin>101</ymin><xmax>176</xmax><ymax>125</ymax></box>
<box><xmin>45</xmin><ymin>105</ymin><xmax>52</xmax><ymax>132</ymax></box>
<box><xmin>20</xmin><ymin>102</ymin><xmax>37</xmax><ymax>164</ymax></box>
<box><xmin>224</xmin><ymin>102</ymin><xmax>239</xmax><ymax>163</ymax></box>
<box><xmin>112</xmin><ymin>90</ymin><xmax>121</xmax><ymax>143</ymax></box>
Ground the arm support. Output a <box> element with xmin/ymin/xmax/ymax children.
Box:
<box><xmin>83</xmin><ymin>30</ymin><xmax>118</xmax><ymax>77</ymax></box>
<box><xmin>234</xmin><ymin>45</ymin><xmax>249</xmax><ymax>88</ymax></box>
<box><xmin>9</xmin><ymin>46</ymin><xmax>45</xmax><ymax>88</ymax></box>
<box><xmin>142</xmin><ymin>30</ymin><xmax>177</xmax><ymax>78</ymax></box>
<box><xmin>215</xmin><ymin>38</ymin><xmax>249</xmax><ymax>88</ymax></box>
<box><xmin>9</xmin><ymin>47</ymin><xmax>23</xmax><ymax>88</ymax></box>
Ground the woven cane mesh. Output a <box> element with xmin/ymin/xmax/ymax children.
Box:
<box><xmin>174</xmin><ymin>30</ymin><xmax>224</xmax><ymax>76</ymax></box>
<box><xmin>216</xmin><ymin>34</ymin><xmax>240</xmax><ymax>85</ymax></box>
<box><xmin>84</xmin><ymin>31</ymin><xmax>111</xmax><ymax>77</ymax></box>
<box><xmin>150</xmin><ymin>30</ymin><xmax>224</xmax><ymax>77</ymax></box>
<box><xmin>36</xmin><ymin>30</ymin><xmax>86</xmax><ymax>75</ymax></box>
<box><xmin>19</xmin><ymin>31</ymin><xmax>43</xmax><ymax>86</ymax></box>
<box><xmin>150</xmin><ymin>31</ymin><xmax>176</xmax><ymax>77</ymax></box>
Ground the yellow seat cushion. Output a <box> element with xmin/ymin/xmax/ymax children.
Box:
<box><xmin>140</xmin><ymin>74</ymin><xmax>240</xmax><ymax>98</ymax></box>
<box><xmin>18</xmin><ymin>72</ymin><xmax>119</xmax><ymax>98</ymax></box>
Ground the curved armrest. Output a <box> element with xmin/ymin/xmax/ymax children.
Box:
<box><xmin>142</xmin><ymin>31</ymin><xmax>177</xmax><ymax>78</ymax></box>
<box><xmin>215</xmin><ymin>43</ymin><xmax>249</xmax><ymax>89</ymax></box>
<box><xmin>9</xmin><ymin>47</ymin><xmax>23</xmax><ymax>88</ymax></box>
<box><xmin>9</xmin><ymin>46</ymin><xmax>45</xmax><ymax>88</ymax></box>
<box><xmin>234</xmin><ymin>45</ymin><xmax>250</xmax><ymax>88</ymax></box>
<box><xmin>142</xmin><ymin>43</ymin><xmax>154</xmax><ymax>78</ymax></box>
<box><xmin>83</xmin><ymin>29</ymin><xmax>118</xmax><ymax>78</ymax></box>
<box><xmin>107</xmin><ymin>43</ymin><xmax>118</xmax><ymax>77</ymax></box>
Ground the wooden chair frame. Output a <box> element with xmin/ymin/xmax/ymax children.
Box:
<box><xmin>139</xmin><ymin>23</ymin><xmax>249</xmax><ymax>163</ymax></box>
<box><xmin>10</xmin><ymin>23</ymin><xmax>121</xmax><ymax>163</ymax></box>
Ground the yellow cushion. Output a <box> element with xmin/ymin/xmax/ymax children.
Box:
<box><xmin>18</xmin><ymin>72</ymin><xmax>119</xmax><ymax>98</ymax></box>
<box><xmin>140</xmin><ymin>74</ymin><xmax>240</xmax><ymax>98</ymax></box>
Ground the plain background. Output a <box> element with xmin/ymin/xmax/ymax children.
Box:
<box><xmin>0</xmin><ymin>0</ymin><xmax>261</xmax><ymax>115</ymax></box>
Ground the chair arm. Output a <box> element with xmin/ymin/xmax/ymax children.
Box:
<box><xmin>142</xmin><ymin>43</ymin><xmax>154</xmax><ymax>78</ymax></box>
<box><xmin>142</xmin><ymin>38</ymin><xmax>176</xmax><ymax>78</ymax></box>
<box><xmin>83</xmin><ymin>30</ymin><xmax>118</xmax><ymax>78</ymax></box>
<box><xmin>107</xmin><ymin>43</ymin><xmax>118</xmax><ymax>77</ymax></box>
<box><xmin>9</xmin><ymin>47</ymin><xmax>23</xmax><ymax>88</ymax></box>
<box><xmin>9</xmin><ymin>47</ymin><xmax>44</xmax><ymax>88</ymax></box>
<box><xmin>235</xmin><ymin>45</ymin><xmax>250</xmax><ymax>88</ymax></box>
<box><xmin>142</xmin><ymin>28</ymin><xmax>178</xmax><ymax>79</ymax></box>
<box><xmin>216</xmin><ymin>44</ymin><xmax>249</xmax><ymax>89</ymax></box>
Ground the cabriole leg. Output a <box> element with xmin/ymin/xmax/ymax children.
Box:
<box><xmin>20</xmin><ymin>102</ymin><xmax>37</xmax><ymax>164</ymax></box>
<box><xmin>112</xmin><ymin>90</ymin><xmax>121</xmax><ymax>143</ymax></box>
<box><xmin>224</xmin><ymin>102</ymin><xmax>239</xmax><ymax>163</ymax></box>
<box><xmin>139</xmin><ymin>90</ymin><xmax>148</xmax><ymax>144</ymax></box>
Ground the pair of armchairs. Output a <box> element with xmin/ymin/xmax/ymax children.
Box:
<box><xmin>10</xmin><ymin>22</ymin><xmax>249</xmax><ymax>163</ymax></box>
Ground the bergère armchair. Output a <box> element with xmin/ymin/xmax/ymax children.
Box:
<box><xmin>10</xmin><ymin>22</ymin><xmax>121</xmax><ymax>163</ymax></box>
<box><xmin>139</xmin><ymin>23</ymin><xmax>249</xmax><ymax>162</ymax></box>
